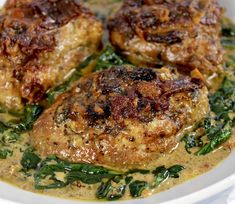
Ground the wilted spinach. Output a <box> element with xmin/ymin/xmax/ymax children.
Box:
<box><xmin>182</xmin><ymin>77</ymin><xmax>234</xmax><ymax>155</ymax></box>
<box><xmin>187</xmin><ymin>24</ymin><xmax>234</xmax><ymax>155</ymax></box>
<box><xmin>226</xmin><ymin>55</ymin><xmax>235</xmax><ymax>70</ymax></box>
<box><xmin>94</xmin><ymin>46</ymin><xmax>126</xmax><ymax>72</ymax></box>
<box><xmin>19</xmin><ymin>149</ymin><xmax>184</xmax><ymax>201</ymax></box>
<box><xmin>21</xmin><ymin>147</ymin><xmax>41</xmax><ymax>171</ymax></box>
<box><xmin>0</xmin><ymin>149</ymin><xmax>13</xmax><ymax>159</ymax></box>
<box><xmin>0</xmin><ymin>105</ymin><xmax>43</xmax><ymax>159</ymax></box>
<box><xmin>221</xmin><ymin>26</ymin><xmax>235</xmax><ymax>50</ymax></box>
<box><xmin>152</xmin><ymin>165</ymin><xmax>184</xmax><ymax>186</ymax></box>
<box><xmin>181</xmin><ymin>133</ymin><xmax>203</xmax><ymax>154</ymax></box>
<box><xmin>96</xmin><ymin>176</ymin><xmax>127</xmax><ymax>201</ymax></box>
<box><xmin>129</xmin><ymin>180</ymin><xmax>148</xmax><ymax>198</ymax></box>
<box><xmin>15</xmin><ymin>105</ymin><xmax>43</xmax><ymax>131</ymax></box>
<box><xmin>221</xmin><ymin>38</ymin><xmax>235</xmax><ymax>50</ymax></box>
<box><xmin>34</xmin><ymin>155</ymin><xmax>121</xmax><ymax>190</ymax></box>
<box><xmin>222</xmin><ymin>27</ymin><xmax>235</xmax><ymax>37</ymax></box>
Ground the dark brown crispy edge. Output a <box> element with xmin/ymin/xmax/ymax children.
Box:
<box><xmin>108</xmin><ymin>0</ymin><xmax>222</xmax><ymax>44</ymax></box>
<box><xmin>0</xmin><ymin>0</ymin><xmax>93</xmax><ymax>57</ymax></box>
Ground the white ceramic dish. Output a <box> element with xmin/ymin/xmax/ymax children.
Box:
<box><xmin>0</xmin><ymin>0</ymin><xmax>234</xmax><ymax>204</ymax></box>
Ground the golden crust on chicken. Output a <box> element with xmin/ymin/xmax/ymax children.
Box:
<box><xmin>31</xmin><ymin>65</ymin><xmax>209</xmax><ymax>169</ymax></box>
<box><xmin>108</xmin><ymin>0</ymin><xmax>224</xmax><ymax>76</ymax></box>
<box><xmin>0</xmin><ymin>0</ymin><xmax>103</xmax><ymax>110</ymax></box>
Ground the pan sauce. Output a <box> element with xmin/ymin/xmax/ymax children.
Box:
<box><xmin>0</xmin><ymin>131</ymin><xmax>232</xmax><ymax>200</ymax></box>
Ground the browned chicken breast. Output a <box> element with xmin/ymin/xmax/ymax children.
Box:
<box><xmin>31</xmin><ymin>66</ymin><xmax>209</xmax><ymax>169</ymax></box>
<box><xmin>108</xmin><ymin>0</ymin><xmax>224</xmax><ymax>77</ymax></box>
<box><xmin>0</xmin><ymin>0</ymin><xmax>103</xmax><ymax>110</ymax></box>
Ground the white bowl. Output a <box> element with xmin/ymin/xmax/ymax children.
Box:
<box><xmin>0</xmin><ymin>0</ymin><xmax>234</xmax><ymax>204</ymax></box>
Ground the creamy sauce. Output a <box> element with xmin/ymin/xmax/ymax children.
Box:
<box><xmin>0</xmin><ymin>132</ymin><xmax>231</xmax><ymax>200</ymax></box>
<box><xmin>0</xmin><ymin>0</ymin><xmax>234</xmax><ymax>202</ymax></box>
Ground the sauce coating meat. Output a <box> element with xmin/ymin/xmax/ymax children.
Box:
<box><xmin>31</xmin><ymin>66</ymin><xmax>209</xmax><ymax>169</ymax></box>
<box><xmin>0</xmin><ymin>0</ymin><xmax>103</xmax><ymax>110</ymax></box>
<box><xmin>108</xmin><ymin>0</ymin><xmax>224</xmax><ymax>76</ymax></box>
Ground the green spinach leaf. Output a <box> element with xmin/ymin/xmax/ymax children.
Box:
<box><xmin>34</xmin><ymin>156</ymin><xmax>121</xmax><ymax>190</ymax></box>
<box><xmin>182</xmin><ymin>77</ymin><xmax>234</xmax><ymax>155</ymax></box>
<box><xmin>129</xmin><ymin>180</ymin><xmax>148</xmax><ymax>198</ymax></box>
<box><xmin>152</xmin><ymin>166</ymin><xmax>169</xmax><ymax>186</ymax></box>
<box><xmin>152</xmin><ymin>165</ymin><xmax>184</xmax><ymax>185</ymax></box>
<box><xmin>94</xmin><ymin>46</ymin><xmax>126</xmax><ymax>72</ymax></box>
<box><xmin>195</xmin><ymin>122</ymin><xmax>232</xmax><ymax>155</ymax></box>
<box><xmin>21</xmin><ymin>148</ymin><xmax>41</xmax><ymax>171</ymax></box>
<box><xmin>15</xmin><ymin>105</ymin><xmax>43</xmax><ymax>131</ymax></box>
<box><xmin>0</xmin><ymin>105</ymin><xmax>43</xmax><ymax>159</ymax></box>
<box><xmin>168</xmin><ymin>165</ymin><xmax>185</xmax><ymax>178</ymax></box>
<box><xmin>0</xmin><ymin>149</ymin><xmax>12</xmax><ymax>159</ymax></box>
<box><xmin>222</xmin><ymin>27</ymin><xmax>235</xmax><ymax>37</ymax></box>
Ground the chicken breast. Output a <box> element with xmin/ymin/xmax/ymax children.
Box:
<box><xmin>0</xmin><ymin>0</ymin><xmax>103</xmax><ymax>110</ymax></box>
<box><xmin>31</xmin><ymin>65</ymin><xmax>209</xmax><ymax>169</ymax></box>
<box><xmin>108</xmin><ymin>0</ymin><xmax>223</xmax><ymax>76</ymax></box>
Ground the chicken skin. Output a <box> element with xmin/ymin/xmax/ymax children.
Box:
<box><xmin>108</xmin><ymin>0</ymin><xmax>224</xmax><ymax>77</ymax></box>
<box><xmin>0</xmin><ymin>0</ymin><xmax>103</xmax><ymax>110</ymax></box>
<box><xmin>31</xmin><ymin>65</ymin><xmax>209</xmax><ymax>169</ymax></box>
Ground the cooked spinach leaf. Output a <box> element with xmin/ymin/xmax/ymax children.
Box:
<box><xmin>129</xmin><ymin>180</ymin><xmax>148</xmax><ymax>198</ymax></box>
<box><xmin>221</xmin><ymin>26</ymin><xmax>235</xmax><ymax>50</ymax></box>
<box><xmin>168</xmin><ymin>165</ymin><xmax>185</xmax><ymax>178</ymax></box>
<box><xmin>195</xmin><ymin>122</ymin><xmax>232</xmax><ymax>155</ymax></box>
<box><xmin>0</xmin><ymin>149</ymin><xmax>12</xmax><ymax>159</ymax></box>
<box><xmin>0</xmin><ymin>130</ymin><xmax>19</xmax><ymax>144</ymax></box>
<box><xmin>94</xmin><ymin>46</ymin><xmax>126</xmax><ymax>72</ymax></box>
<box><xmin>222</xmin><ymin>27</ymin><xmax>235</xmax><ymax>37</ymax></box>
<box><xmin>152</xmin><ymin>166</ymin><xmax>169</xmax><ymax>186</ymax></box>
<box><xmin>0</xmin><ymin>121</ymin><xmax>10</xmax><ymax>133</ymax></box>
<box><xmin>18</xmin><ymin>150</ymin><xmax>185</xmax><ymax>200</ymax></box>
<box><xmin>125</xmin><ymin>176</ymin><xmax>133</xmax><ymax>184</ymax></box>
<box><xmin>15</xmin><ymin>105</ymin><xmax>43</xmax><ymax>131</ymax></box>
<box><xmin>182</xmin><ymin>77</ymin><xmax>234</xmax><ymax>155</ymax></box>
<box><xmin>0</xmin><ymin>105</ymin><xmax>43</xmax><ymax>159</ymax></box>
<box><xmin>96</xmin><ymin>180</ymin><xmax>112</xmax><ymax>199</ymax></box>
<box><xmin>34</xmin><ymin>156</ymin><xmax>121</xmax><ymax>190</ymax></box>
<box><xmin>95</xmin><ymin>164</ymin><xmax>184</xmax><ymax>199</ymax></box>
<box><xmin>226</xmin><ymin>55</ymin><xmax>235</xmax><ymax>70</ymax></box>
<box><xmin>181</xmin><ymin>133</ymin><xmax>203</xmax><ymax>154</ymax></box>
<box><xmin>152</xmin><ymin>165</ymin><xmax>184</xmax><ymax>186</ymax></box>
<box><xmin>210</xmin><ymin>78</ymin><xmax>235</xmax><ymax>123</ymax></box>
<box><xmin>21</xmin><ymin>148</ymin><xmax>41</xmax><ymax>171</ymax></box>
<box><xmin>96</xmin><ymin>177</ymin><xmax>127</xmax><ymax>201</ymax></box>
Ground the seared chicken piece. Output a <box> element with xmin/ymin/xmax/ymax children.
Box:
<box><xmin>31</xmin><ymin>66</ymin><xmax>209</xmax><ymax>169</ymax></box>
<box><xmin>108</xmin><ymin>0</ymin><xmax>223</xmax><ymax>76</ymax></box>
<box><xmin>0</xmin><ymin>0</ymin><xmax>103</xmax><ymax>110</ymax></box>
